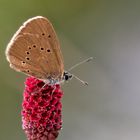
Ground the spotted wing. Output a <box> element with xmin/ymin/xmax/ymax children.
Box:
<box><xmin>6</xmin><ymin>16</ymin><xmax>64</xmax><ymax>80</ymax></box>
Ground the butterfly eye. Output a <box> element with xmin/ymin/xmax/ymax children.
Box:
<box><xmin>27</xmin><ymin>70</ymin><xmax>30</xmax><ymax>73</ymax></box>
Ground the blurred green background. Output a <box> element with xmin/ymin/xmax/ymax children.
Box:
<box><xmin>1</xmin><ymin>0</ymin><xmax>140</xmax><ymax>140</ymax></box>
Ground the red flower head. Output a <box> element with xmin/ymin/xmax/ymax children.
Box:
<box><xmin>22</xmin><ymin>77</ymin><xmax>63</xmax><ymax>140</ymax></box>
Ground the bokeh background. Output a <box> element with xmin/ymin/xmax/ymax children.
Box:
<box><xmin>1</xmin><ymin>0</ymin><xmax>140</xmax><ymax>140</ymax></box>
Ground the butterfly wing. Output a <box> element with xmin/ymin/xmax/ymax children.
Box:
<box><xmin>6</xmin><ymin>16</ymin><xmax>64</xmax><ymax>80</ymax></box>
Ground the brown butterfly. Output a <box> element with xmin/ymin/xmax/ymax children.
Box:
<box><xmin>6</xmin><ymin>16</ymin><xmax>91</xmax><ymax>85</ymax></box>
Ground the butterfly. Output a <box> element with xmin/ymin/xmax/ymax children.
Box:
<box><xmin>6</xmin><ymin>16</ymin><xmax>91</xmax><ymax>85</ymax></box>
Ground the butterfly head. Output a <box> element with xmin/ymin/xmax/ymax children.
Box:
<box><xmin>63</xmin><ymin>71</ymin><xmax>73</xmax><ymax>81</ymax></box>
<box><xmin>43</xmin><ymin>72</ymin><xmax>72</xmax><ymax>85</ymax></box>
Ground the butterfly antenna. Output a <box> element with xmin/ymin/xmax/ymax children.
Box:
<box><xmin>72</xmin><ymin>73</ymin><xmax>88</xmax><ymax>86</ymax></box>
<box><xmin>68</xmin><ymin>57</ymin><xmax>94</xmax><ymax>72</ymax></box>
